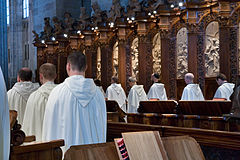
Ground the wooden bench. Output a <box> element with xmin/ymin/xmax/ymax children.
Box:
<box><xmin>106</xmin><ymin>100</ymin><xmax>126</xmax><ymax>122</ymax></box>
<box><xmin>10</xmin><ymin>139</ymin><xmax>64</xmax><ymax>160</ymax></box>
<box><xmin>107</xmin><ymin>122</ymin><xmax>240</xmax><ymax>159</ymax></box>
<box><xmin>138</xmin><ymin>100</ymin><xmax>178</xmax><ymax>114</ymax></box>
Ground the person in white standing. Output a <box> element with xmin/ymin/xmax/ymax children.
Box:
<box><xmin>22</xmin><ymin>63</ymin><xmax>57</xmax><ymax>141</ymax></box>
<box><xmin>181</xmin><ymin>73</ymin><xmax>204</xmax><ymax>100</ymax></box>
<box><xmin>147</xmin><ymin>73</ymin><xmax>168</xmax><ymax>100</ymax></box>
<box><xmin>42</xmin><ymin>51</ymin><xmax>106</xmax><ymax>153</ymax></box>
<box><xmin>213</xmin><ymin>73</ymin><xmax>235</xmax><ymax>100</ymax></box>
<box><xmin>106</xmin><ymin>76</ymin><xmax>127</xmax><ymax>112</ymax></box>
<box><xmin>128</xmin><ymin>77</ymin><xmax>148</xmax><ymax>113</ymax></box>
<box><xmin>8</xmin><ymin>68</ymin><xmax>39</xmax><ymax>125</ymax></box>
<box><xmin>0</xmin><ymin>67</ymin><xmax>10</xmax><ymax>160</ymax></box>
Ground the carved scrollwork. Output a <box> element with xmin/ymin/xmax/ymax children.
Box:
<box><xmin>152</xmin><ymin>33</ymin><xmax>161</xmax><ymax>76</ymax></box>
<box><xmin>177</xmin><ymin>27</ymin><xmax>188</xmax><ymax>79</ymax></box>
<box><xmin>97</xmin><ymin>47</ymin><xmax>101</xmax><ymax>80</ymax></box>
<box><xmin>131</xmin><ymin>37</ymin><xmax>139</xmax><ymax>79</ymax></box>
<box><xmin>113</xmin><ymin>41</ymin><xmax>119</xmax><ymax>76</ymax></box>
<box><xmin>204</xmin><ymin>21</ymin><xmax>219</xmax><ymax>77</ymax></box>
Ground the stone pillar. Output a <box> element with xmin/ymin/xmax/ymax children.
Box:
<box><xmin>100</xmin><ymin>43</ymin><xmax>113</xmax><ymax>91</ymax></box>
<box><xmin>0</xmin><ymin>0</ymin><xmax>8</xmax><ymax>84</ymax></box>
<box><xmin>137</xmin><ymin>34</ymin><xmax>153</xmax><ymax>92</ymax></box>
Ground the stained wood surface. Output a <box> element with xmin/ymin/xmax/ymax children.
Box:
<box><xmin>122</xmin><ymin>131</ymin><xmax>168</xmax><ymax>160</ymax></box>
<box><xmin>107</xmin><ymin>122</ymin><xmax>240</xmax><ymax>150</ymax></box>
<box><xmin>64</xmin><ymin>142</ymin><xmax>119</xmax><ymax>160</ymax></box>
<box><xmin>162</xmin><ymin>136</ymin><xmax>205</xmax><ymax>160</ymax></box>
<box><xmin>138</xmin><ymin>100</ymin><xmax>177</xmax><ymax>113</ymax></box>
<box><xmin>178</xmin><ymin>100</ymin><xmax>232</xmax><ymax>116</ymax></box>
<box><xmin>10</xmin><ymin>139</ymin><xmax>64</xmax><ymax>160</ymax></box>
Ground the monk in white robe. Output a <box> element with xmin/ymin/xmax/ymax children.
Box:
<box><xmin>128</xmin><ymin>77</ymin><xmax>148</xmax><ymax>113</ymax></box>
<box><xmin>0</xmin><ymin>67</ymin><xmax>10</xmax><ymax>160</ymax></box>
<box><xmin>94</xmin><ymin>79</ymin><xmax>106</xmax><ymax>98</ymax></box>
<box><xmin>147</xmin><ymin>73</ymin><xmax>168</xmax><ymax>100</ymax></box>
<box><xmin>7</xmin><ymin>68</ymin><xmax>39</xmax><ymax>125</ymax></box>
<box><xmin>181</xmin><ymin>73</ymin><xmax>204</xmax><ymax>100</ymax></box>
<box><xmin>42</xmin><ymin>52</ymin><xmax>106</xmax><ymax>153</ymax></box>
<box><xmin>106</xmin><ymin>76</ymin><xmax>127</xmax><ymax>112</ymax></box>
<box><xmin>22</xmin><ymin>63</ymin><xmax>57</xmax><ymax>141</ymax></box>
<box><xmin>214</xmin><ymin>73</ymin><xmax>235</xmax><ymax>100</ymax></box>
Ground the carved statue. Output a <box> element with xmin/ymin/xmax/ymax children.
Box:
<box><xmin>127</xmin><ymin>0</ymin><xmax>141</xmax><ymax>17</ymax></box>
<box><xmin>32</xmin><ymin>30</ymin><xmax>39</xmax><ymax>42</ymax></box>
<box><xmin>43</xmin><ymin>17</ymin><xmax>53</xmax><ymax>39</ymax></box>
<box><xmin>52</xmin><ymin>16</ymin><xmax>63</xmax><ymax>36</ymax></box>
<box><xmin>63</xmin><ymin>12</ymin><xmax>74</xmax><ymax>32</ymax></box>
<box><xmin>108</xmin><ymin>0</ymin><xmax>122</xmax><ymax>22</ymax></box>
<box><xmin>152</xmin><ymin>33</ymin><xmax>161</xmax><ymax>75</ymax></box>
<box><xmin>92</xmin><ymin>2</ymin><xmax>102</xmax><ymax>26</ymax></box>
<box><xmin>131</xmin><ymin>38</ymin><xmax>139</xmax><ymax>79</ymax></box>
<box><xmin>77</xmin><ymin>7</ymin><xmax>89</xmax><ymax>31</ymax></box>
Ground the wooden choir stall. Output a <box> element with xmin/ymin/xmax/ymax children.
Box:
<box><xmin>31</xmin><ymin>0</ymin><xmax>240</xmax><ymax>159</ymax></box>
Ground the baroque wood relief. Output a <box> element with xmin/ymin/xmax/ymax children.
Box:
<box><xmin>229</xmin><ymin>7</ymin><xmax>240</xmax><ymax>82</ymax></box>
<box><xmin>152</xmin><ymin>33</ymin><xmax>161</xmax><ymax>76</ymax></box>
<box><xmin>176</xmin><ymin>27</ymin><xmax>188</xmax><ymax>79</ymax></box>
<box><xmin>113</xmin><ymin>41</ymin><xmax>119</xmax><ymax>76</ymax></box>
<box><xmin>131</xmin><ymin>37</ymin><xmax>139</xmax><ymax>79</ymax></box>
<box><xmin>97</xmin><ymin>47</ymin><xmax>101</xmax><ymax>80</ymax></box>
<box><xmin>204</xmin><ymin>21</ymin><xmax>219</xmax><ymax>77</ymax></box>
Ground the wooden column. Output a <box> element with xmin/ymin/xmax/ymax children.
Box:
<box><xmin>100</xmin><ymin>43</ymin><xmax>113</xmax><ymax>91</ymax></box>
<box><xmin>160</xmin><ymin>30</ymin><xmax>171</xmax><ymax>98</ymax></box>
<box><xmin>118</xmin><ymin>39</ymin><xmax>131</xmax><ymax>92</ymax></box>
<box><xmin>219</xmin><ymin>19</ymin><xmax>239</xmax><ymax>82</ymax></box>
<box><xmin>138</xmin><ymin>34</ymin><xmax>153</xmax><ymax>92</ymax></box>
<box><xmin>187</xmin><ymin>24</ymin><xmax>199</xmax><ymax>82</ymax></box>
<box><xmin>85</xmin><ymin>44</ymin><xmax>97</xmax><ymax>78</ymax></box>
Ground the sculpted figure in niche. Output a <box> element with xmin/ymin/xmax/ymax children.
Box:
<box><xmin>205</xmin><ymin>36</ymin><xmax>219</xmax><ymax>77</ymax></box>
<box><xmin>52</xmin><ymin>16</ymin><xmax>63</xmax><ymax>36</ymax></box>
<box><xmin>131</xmin><ymin>38</ymin><xmax>139</xmax><ymax>79</ymax></box>
<box><xmin>63</xmin><ymin>12</ymin><xmax>74</xmax><ymax>33</ymax></box>
<box><xmin>43</xmin><ymin>17</ymin><xmax>53</xmax><ymax>39</ymax></box>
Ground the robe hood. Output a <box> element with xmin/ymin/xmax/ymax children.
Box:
<box><xmin>65</xmin><ymin>75</ymin><xmax>97</xmax><ymax>107</ymax></box>
<box><xmin>221</xmin><ymin>83</ymin><xmax>235</xmax><ymax>93</ymax></box>
<box><xmin>12</xmin><ymin>82</ymin><xmax>39</xmax><ymax>101</ymax></box>
<box><xmin>38</xmin><ymin>81</ymin><xmax>57</xmax><ymax>99</ymax></box>
<box><xmin>111</xmin><ymin>83</ymin><xmax>122</xmax><ymax>95</ymax></box>
<box><xmin>187</xmin><ymin>84</ymin><xmax>202</xmax><ymax>96</ymax></box>
<box><xmin>132</xmin><ymin>85</ymin><xmax>145</xmax><ymax>96</ymax></box>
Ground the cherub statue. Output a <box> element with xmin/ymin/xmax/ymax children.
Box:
<box><xmin>92</xmin><ymin>2</ymin><xmax>102</xmax><ymax>26</ymax></box>
<box><xmin>78</xmin><ymin>7</ymin><xmax>89</xmax><ymax>30</ymax></box>
<box><xmin>32</xmin><ymin>30</ymin><xmax>39</xmax><ymax>42</ymax></box>
<box><xmin>43</xmin><ymin>17</ymin><xmax>53</xmax><ymax>39</ymax></box>
<box><xmin>127</xmin><ymin>0</ymin><xmax>141</xmax><ymax>17</ymax></box>
<box><xmin>52</xmin><ymin>16</ymin><xmax>63</xmax><ymax>36</ymax></box>
<box><xmin>108</xmin><ymin>0</ymin><xmax>121</xmax><ymax>21</ymax></box>
<box><xmin>63</xmin><ymin>12</ymin><xmax>74</xmax><ymax>32</ymax></box>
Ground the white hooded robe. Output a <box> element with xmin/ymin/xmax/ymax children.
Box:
<box><xmin>147</xmin><ymin>83</ymin><xmax>168</xmax><ymax>100</ymax></box>
<box><xmin>22</xmin><ymin>81</ymin><xmax>57</xmax><ymax>141</ymax></box>
<box><xmin>214</xmin><ymin>82</ymin><xmax>235</xmax><ymax>100</ymax></box>
<box><xmin>181</xmin><ymin>84</ymin><xmax>204</xmax><ymax>100</ymax></box>
<box><xmin>106</xmin><ymin>83</ymin><xmax>127</xmax><ymax>112</ymax></box>
<box><xmin>0</xmin><ymin>68</ymin><xmax>10</xmax><ymax>160</ymax></box>
<box><xmin>7</xmin><ymin>82</ymin><xmax>39</xmax><ymax>125</ymax></box>
<box><xmin>128</xmin><ymin>85</ymin><xmax>148</xmax><ymax>113</ymax></box>
<box><xmin>42</xmin><ymin>75</ymin><xmax>107</xmax><ymax>153</ymax></box>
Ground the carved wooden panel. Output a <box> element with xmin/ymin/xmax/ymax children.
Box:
<box><xmin>177</xmin><ymin>27</ymin><xmax>188</xmax><ymax>79</ymax></box>
<box><xmin>204</xmin><ymin>21</ymin><xmax>219</xmax><ymax>77</ymax></box>
<box><xmin>97</xmin><ymin>47</ymin><xmax>101</xmax><ymax>80</ymax></box>
<box><xmin>131</xmin><ymin>37</ymin><xmax>139</xmax><ymax>79</ymax></box>
<box><xmin>113</xmin><ymin>41</ymin><xmax>119</xmax><ymax>76</ymax></box>
<box><xmin>152</xmin><ymin>33</ymin><xmax>161</xmax><ymax>75</ymax></box>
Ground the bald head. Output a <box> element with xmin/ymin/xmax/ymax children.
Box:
<box><xmin>184</xmin><ymin>73</ymin><xmax>194</xmax><ymax>84</ymax></box>
<box><xmin>128</xmin><ymin>77</ymin><xmax>137</xmax><ymax>87</ymax></box>
<box><xmin>17</xmin><ymin>68</ymin><xmax>32</xmax><ymax>82</ymax></box>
